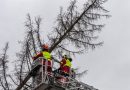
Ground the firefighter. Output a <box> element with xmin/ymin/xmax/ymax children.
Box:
<box><xmin>32</xmin><ymin>44</ymin><xmax>52</xmax><ymax>73</ymax></box>
<box><xmin>54</xmin><ymin>55</ymin><xmax>72</xmax><ymax>84</ymax></box>
<box><xmin>59</xmin><ymin>55</ymin><xmax>72</xmax><ymax>77</ymax></box>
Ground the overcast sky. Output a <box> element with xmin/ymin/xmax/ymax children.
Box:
<box><xmin>0</xmin><ymin>0</ymin><xmax>130</xmax><ymax>90</ymax></box>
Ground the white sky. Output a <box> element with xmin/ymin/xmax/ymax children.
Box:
<box><xmin>0</xmin><ymin>0</ymin><xmax>130</xmax><ymax>90</ymax></box>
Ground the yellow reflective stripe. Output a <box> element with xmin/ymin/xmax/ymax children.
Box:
<box><xmin>42</xmin><ymin>51</ymin><xmax>51</xmax><ymax>61</ymax></box>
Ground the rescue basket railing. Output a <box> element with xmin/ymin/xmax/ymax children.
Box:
<box><xmin>53</xmin><ymin>69</ymin><xmax>85</xmax><ymax>90</ymax></box>
<box><xmin>31</xmin><ymin>57</ymin><xmax>86</xmax><ymax>90</ymax></box>
<box><xmin>31</xmin><ymin>57</ymin><xmax>53</xmax><ymax>88</ymax></box>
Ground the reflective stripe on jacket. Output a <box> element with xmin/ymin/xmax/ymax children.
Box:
<box><xmin>42</xmin><ymin>51</ymin><xmax>51</xmax><ymax>61</ymax></box>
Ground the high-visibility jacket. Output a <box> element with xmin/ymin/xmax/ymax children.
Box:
<box><xmin>42</xmin><ymin>51</ymin><xmax>51</xmax><ymax>61</ymax></box>
<box><xmin>60</xmin><ymin>59</ymin><xmax>72</xmax><ymax>68</ymax></box>
<box><xmin>33</xmin><ymin>51</ymin><xmax>51</xmax><ymax>61</ymax></box>
<box><xmin>64</xmin><ymin>59</ymin><xmax>72</xmax><ymax>68</ymax></box>
<box><xmin>59</xmin><ymin>59</ymin><xmax>72</xmax><ymax>74</ymax></box>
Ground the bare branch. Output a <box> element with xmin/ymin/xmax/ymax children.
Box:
<box><xmin>0</xmin><ymin>42</ymin><xmax>10</xmax><ymax>90</ymax></box>
<box><xmin>25</xmin><ymin>14</ymin><xmax>37</xmax><ymax>54</ymax></box>
<box><xmin>49</xmin><ymin>0</ymin><xmax>110</xmax><ymax>55</ymax></box>
<box><xmin>35</xmin><ymin>16</ymin><xmax>43</xmax><ymax>48</ymax></box>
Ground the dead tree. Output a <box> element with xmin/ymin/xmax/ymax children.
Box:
<box><xmin>14</xmin><ymin>14</ymin><xmax>44</xmax><ymax>90</ymax></box>
<box><xmin>0</xmin><ymin>42</ymin><xmax>11</xmax><ymax>90</ymax></box>
<box><xmin>15</xmin><ymin>0</ymin><xmax>110</xmax><ymax>89</ymax></box>
<box><xmin>49</xmin><ymin>0</ymin><xmax>110</xmax><ymax>56</ymax></box>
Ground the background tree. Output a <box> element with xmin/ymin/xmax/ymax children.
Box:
<box><xmin>13</xmin><ymin>14</ymin><xmax>43</xmax><ymax>90</ymax></box>
<box><xmin>0</xmin><ymin>43</ymin><xmax>11</xmax><ymax>90</ymax></box>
